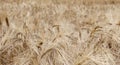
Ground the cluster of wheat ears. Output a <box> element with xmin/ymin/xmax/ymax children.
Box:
<box><xmin>0</xmin><ymin>0</ymin><xmax>120</xmax><ymax>65</ymax></box>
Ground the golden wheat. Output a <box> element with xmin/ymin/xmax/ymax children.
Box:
<box><xmin>0</xmin><ymin>0</ymin><xmax>120</xmax><ymax>65</ymax></box>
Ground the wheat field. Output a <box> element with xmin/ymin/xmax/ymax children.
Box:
<box><xmin>0</xmin><ymin>0</ymin><xmax>120</xmax><ymax>65</ymax></box>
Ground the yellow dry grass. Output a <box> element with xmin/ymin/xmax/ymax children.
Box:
<box><xmin>0</xmin><ymin>0</ymin><xmax>120</xmax><ymax>65</ymax></box>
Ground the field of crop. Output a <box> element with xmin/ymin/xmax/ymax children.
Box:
<box><xmin>0</xmin><ymin>0</ymin><xmax>120</xmax><ymax>65</ymax></box>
